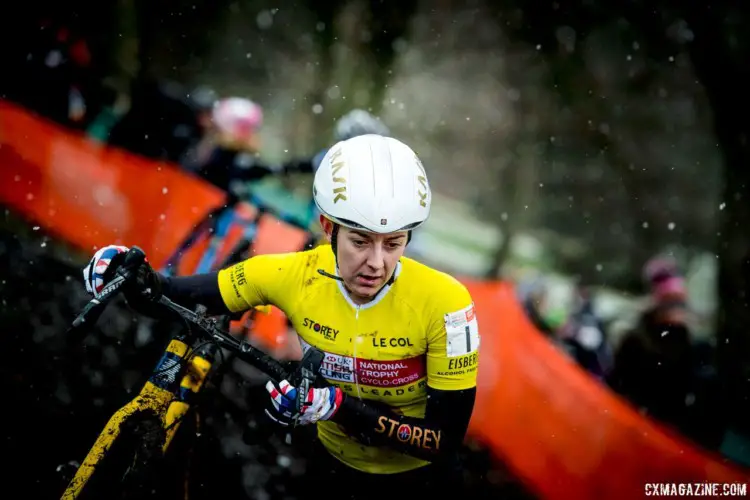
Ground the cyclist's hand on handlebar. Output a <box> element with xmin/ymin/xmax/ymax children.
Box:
<box><xmin>82</xmin><ymin>245</ymin><xmax>163</xmax><ymax>309</ymax></box>
<box><xmin>83</xmin><ymin>245</ymin><xmax>131</xmax><ymax>298</ymax></box>
<box><xmin>265</xmin><ymin>380</ymin><xmax>343</xmax><ymax>426</ymax></box>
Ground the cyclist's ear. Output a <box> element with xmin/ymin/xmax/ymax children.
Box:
<box><xmin>319</xmin><ymin>215</ymin><xmax>334</xmax><ymax>242</ymax></box>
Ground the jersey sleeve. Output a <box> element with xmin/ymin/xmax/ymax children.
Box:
<box><xmin>217</xmin><ymin>251</ymin><xmax>304</xmax><ymax>314</ymax></box>
<box><xmin>425</xmin><ymin>279</ymin><xmax>481</xmax><ymax>391</ymax></box>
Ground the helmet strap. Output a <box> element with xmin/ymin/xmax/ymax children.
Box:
<box><xmin>316</xmin><ymin>223</ymin><xmax>345</xmax><ymax>283</ymax></box>
<box><xmin>331</xmin><ymin>223</ymin><xmax>340</xmax><ymax>268</ymax></box>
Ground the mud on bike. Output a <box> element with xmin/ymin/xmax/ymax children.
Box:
<box><xmin>60</xmin><ymin>247</ymin><xmax>325</xmax><ymax>499</ymax></box>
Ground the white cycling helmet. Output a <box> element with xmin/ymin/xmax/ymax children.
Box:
<box><xmin>313</xmin><ymin>134</ymin><xmax>431</xmax><ymax>234</ymax></box>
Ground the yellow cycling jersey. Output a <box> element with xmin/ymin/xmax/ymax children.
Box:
<box><xmin>217</xmin><ymin>244</ymin><xmax>480</xmax><ymax>474</ymax></box>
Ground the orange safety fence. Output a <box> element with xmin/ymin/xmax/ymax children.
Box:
<box><xmin>1</xmin><ymin>100</ymin><xmax>747</xmax><ymax>498</ymax></box>
<box><xmin>0</xmin><ymin>100</ymin><xmax>301</xmax><ymax>352</ymax></box>
<box><xmin>462</xmin><ymin>278</ymin><xmax>748</xmax><ymax>498</ymax></box>
<box><xmin>0</xmin><ymin>100</ymin><xmax>227</xmax><ymax>267</ymax></box>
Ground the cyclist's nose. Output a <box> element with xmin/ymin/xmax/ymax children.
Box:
<box><xmin>365</xmin><ymin>244</ymin><xmax>386</xmax><ymax>272</ymax></box>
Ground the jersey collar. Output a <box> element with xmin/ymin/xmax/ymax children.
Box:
<box><xmin>335</xmin><ymin>260</ymin><xmax>402</xmax><ymax>311</ymax></box>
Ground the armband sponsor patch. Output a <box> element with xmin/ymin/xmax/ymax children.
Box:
<box><xmin>444</xmin><ymin>303</ymin><xmax>480</xmax><ymax>357</ymax></box>
<box><xmin>226</xmin><ymin>262</ymin><xmax>248</xmax><ymax>302</ymax></box>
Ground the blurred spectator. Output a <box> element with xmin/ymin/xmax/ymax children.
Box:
<box><xmin>607</xmin><ymin>256</ymin><xmax>725</xmax><ymax>448</ymax></box>
<box><xmin>188</xmin><ymin>84</ymin><xmax>219</xmax><ymax>131</ymax></box>
<box><xmin>556</xmin><ymin>286</ymin><xmax>614</xmax><ymax>380</ymax></box>
<box><xmin>85</xmin><ymin>77</ymin><xmax>132</xmax><ymax>143</ymax></box>
<box><xmin>106</xmin><ymin>78</ymin><xmax>205</xmax><ymax>163</ymax></box>
<box><xmin>180</xmin><ymin>96</ymin><xmax>281</xmax><ymax>198</ymax></box>
<box><xmin>518</xmin><ymin>276</ymin><xmax>614</xmax><ymax>380</ymax></box>
<box><xmin>161</xmin><ymin>96</ymin><xmax>284</xmax><ymax>276</ymax></box>
<box><xmin>4</xmin><ymin>16</ymin><xmax>103</xmax><ymax>129</ymax></box>
<box><xmin>516</xmin><ymin>276</ymin><xmax>558</xmax><ymax>337</ymax></box>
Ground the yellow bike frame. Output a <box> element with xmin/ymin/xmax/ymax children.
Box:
<box><xmin>61</xmin><ymin>336</ymin><xmax>214</xmax><ymax>499</ymax></box>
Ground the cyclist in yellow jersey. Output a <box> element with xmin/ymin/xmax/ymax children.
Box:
<box><xmin>82</xmin><ymin>134</ymin><xmax>480</xmax><ymax>498</ymax></box>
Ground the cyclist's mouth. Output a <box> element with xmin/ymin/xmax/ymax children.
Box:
<box><xmin>356</xmin><ymin>274</ymin><xmax>381</xmax><ymax>286</ymax></box>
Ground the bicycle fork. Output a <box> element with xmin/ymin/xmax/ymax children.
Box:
<box><xmin>162</xmin><ymin>347</ymin><xmax>215</xmax><ymax>451</ymax></box>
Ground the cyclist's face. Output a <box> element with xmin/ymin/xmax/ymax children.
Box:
<box><xmin>322</xmin><ymin>218</ymin><xmax>407</xmax><ymax>304</ymax></box>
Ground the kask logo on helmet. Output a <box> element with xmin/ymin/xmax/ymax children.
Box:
<box><xmin>414</xmin><ymin>154</ymin><xmax>429</xmax><ymax>208</ymax></box>
<box><xmin>328</xmin><ymin>147</ymin><xmax>347</xmax><ymax>203</ymax></box>
<box><xmin>418</xmin><ymin>175</ymin><xmax>428</xmax><ymax>208</ymax></box>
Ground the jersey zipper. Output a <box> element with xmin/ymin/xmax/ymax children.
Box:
<box><xmin>353</xmin><ymin>304</ymin><xmax>362</xmax><ymax>399</ymax></box>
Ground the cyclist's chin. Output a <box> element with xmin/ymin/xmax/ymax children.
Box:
<box><xmin>345</xmin><ymin>281</ymin><xmax>380</xmax><ymax>303</ymax></box>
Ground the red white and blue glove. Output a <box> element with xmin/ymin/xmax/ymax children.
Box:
<box><xmin>83</xmin><ymin>245</ymin><xmax>131</xmax><ymax>298</ymax></box>
<box><xmin>82</xmin><ymin>244</ymin><xmax>162</xmax><ymax>314</ymax></box>
<box><xmin>265</xmin><ymin>379</ymin><xmax>343</xmax><ymax>426</ymax></box>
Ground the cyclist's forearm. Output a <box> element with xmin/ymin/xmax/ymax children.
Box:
<box><xmin>158</xmin><ymin>272</ymin><xmax>231</xmax><ymax>315</ymax></box>
<box><xmin>331</xmin><ymin>387</ymin><xmax>476</xmax><ymax>462</ymax></box>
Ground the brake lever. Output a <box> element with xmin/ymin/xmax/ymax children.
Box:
<box><xmin>290</xmin><ymin>348</ymin><xmax>324</xmax><ymax>427</ymax></box>
<box><xmin>70</xmin><ymin>273</ymin><xmax>128</xmax><ymax>328</ymax></box>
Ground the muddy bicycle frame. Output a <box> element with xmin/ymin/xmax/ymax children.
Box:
<box><xmin>60</xmin><ymin>247</ymin><xmax>322</xmax><ymax>499</ymax></box>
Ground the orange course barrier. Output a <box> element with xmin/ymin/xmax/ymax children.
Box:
<box><xmin>0</xmin><ymin>100</ymin><xmax>298</xmax><ymax>352</ymax></box>
<box><xmin>0</xmin><ymin>100</ymin><xmax>226</xmax><ymax>268</ymax></box>
<box><xmin>1</xmin><ymin>100</ymin><xmax>747</xmax><ymax>498</ymax></box>
<box><xmin>464</xmin><ymin>278</ymin><xmax>748</xmax><ymax>498</ymax></box>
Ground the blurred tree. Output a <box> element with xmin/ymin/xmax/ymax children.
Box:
<box><xmin>111</xmin><ymin>0</ymin><xmax>139</xmax><ymax>82</ymax></box>
<box><xmin>365</xmin><ymin>0</ymin><xmax>418</xmax><ymax>110</ymax></box>
<box><xmin>489</xmin><ymin>2</ymin><xmax>720</xmax><ymax>292</ymax></box>
<box><xmin>493</xmin><ymin>0</ymin><xmax>750</xmax><ymax>432</ymax></box>
<box><xmin>308</xmin><ymin>0</ymin><xmax>418</xmax><ymax>135</ymax></box>
<box><xmin>482</xmin><ymin>129</ymin><xmax>544</xmax><ymax>279</ymax></box>
<box><xmin>683</xmin><ymin>3</ymin><xmax>750</xmax><ymax>432</ymax></box>
<box><xmin>134</xmin><ymin>0</ymin><xmax>232</xmax><ymax>81</ymax></box>
<box><xmin>287</xmin><ymin>0</ymin><xmax>346</xmax><ymax>154</ymax></box>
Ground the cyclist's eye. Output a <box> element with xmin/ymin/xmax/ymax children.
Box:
<box><xmin>352</xmin><ymin>240</ymin><xmax>366</xmax><ymax>247</ymax></box>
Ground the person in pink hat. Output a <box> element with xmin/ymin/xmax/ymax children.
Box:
<box><xmin>607</xmin><ymin>256</ymin><xmax>698</xmax><ymax>434</ymax></box>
